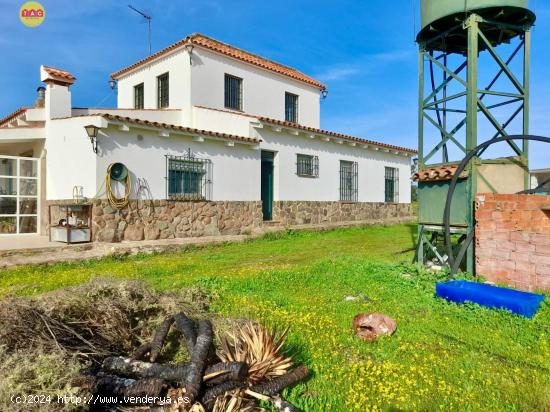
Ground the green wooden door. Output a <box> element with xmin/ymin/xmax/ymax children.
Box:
<box><xmin>261</xmin><ymin>151</ymin><xmax>274</xmax><ymax>221</ymax></box>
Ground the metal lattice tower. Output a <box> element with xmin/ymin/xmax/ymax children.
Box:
<box><xmin>415</xmin><ymin>1</ymin><xmax>536</xmax><ymax>272</ymax></box>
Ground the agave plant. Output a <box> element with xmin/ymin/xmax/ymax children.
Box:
<box><xmin>217</xmin><ymin>322</ymin><xmax>293</xmax><ymax>384</ymax></box>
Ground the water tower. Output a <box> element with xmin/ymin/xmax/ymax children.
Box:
<box><xmin>415</xmin><ymin>1</ymin><xmax>536</xmax><ymax>272</ymax></box>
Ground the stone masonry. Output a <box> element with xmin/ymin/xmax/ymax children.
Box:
<box><xmin>272</xmin><ymin>201</ymin><xmax>412</xmax><ymax>225</ymax></box>
<box><xmin>90</xmin><ymin>200</ymin><xmax>263</xmax><ymax>242</ymax></box>
<box><xmin>47</xmin><ymin>199</ymin><xmax>413</xmax><ymax>243</ymax></box>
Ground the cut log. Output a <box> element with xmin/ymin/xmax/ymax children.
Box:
<box><xmin>93</xmin><ymin>374</ymin><xmax>167</xmax><ymax>399</ymax></box>
<box><xmin>149</xmin><ymin>316</ymin><xmax>174</xmax><ymax>362</ymax></box>
<box><xmin>183</xmin><ymin>320</ymin><xmax>213</xmax><ymax>406</ymax></box>
<box><xmin>173</xmin><ymin>312</ymin><xmax>197</xmax><ymax>355</ymax></box>
<box><xmin>249</xmin><ymin>365</ymin><xmax>309</xmax><ymax>396</ymax></box>
<box><xmin>132</xmin><ymin>342</ymin><xmax>152</xmax><ymax>361</ymax></box>
<box><xmin>199</xmin><ymin>381</ymin><xmax>242</xmax><ymax>412</ymax></box>
<box><xmin>102</xmin><ymin>356</ymin><xmax>189</xmax><ymax>383</ymax></box>
<box><xmin>121</xmin><ymin>378</ymin><xmax>168</xmax><ymax>398</ymax></box>
<box><xmin>102</xmin><ymin>356</ymin><xmax>246</xmax><ymax>385</ymax></box>
<box><xmin>203</xmin><ymin>361</ymin><xmax>248</xmax><ymax>386</ymax></box>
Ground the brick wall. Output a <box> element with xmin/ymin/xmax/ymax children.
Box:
<box><xmin>475</xmin><ymin>193</ymin><xmax>550</xmax><ymax>291</ymax></box>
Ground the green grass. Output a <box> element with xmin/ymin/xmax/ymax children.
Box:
<box><xmin>1</xmin><ymin>224</ymin><xmax>549</xmax><ymax>411</ymax></box>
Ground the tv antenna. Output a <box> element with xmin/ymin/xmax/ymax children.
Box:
<box><xmin>128</xmin><ymin>4</ymin><xmax>152</xmax><ymax>55</ymax></box>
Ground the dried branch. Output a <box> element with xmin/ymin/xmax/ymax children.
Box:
<box><xmin>132</xmin><ymin>342</ymin><xmax>152</xmax><ymax>360</ymax></box>
<box><xmin>249</xmin><ymin>365</ymin><xmax>309</xmax><ymax>397</ymax></box>
<box><xmin>184</xmin><ymin>320</ymin><xmax>213</xmax><ymax>406</ymax></box>
<box><xmin>173</xmin><ymin>312</ymin><xmax>197</xmax><ymax>355</ymax></box>
<box><xmin>150</xmin><ymin>316</ymin><xmax>175</xmax><ymax>362</ymax></box>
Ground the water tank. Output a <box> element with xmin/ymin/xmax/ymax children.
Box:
<box><xmin>418</xmin><ymin>0</ymin><xmax>535</xmax><ymax>52</ymax></box>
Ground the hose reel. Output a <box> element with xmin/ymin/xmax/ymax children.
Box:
<box><xmin>107</xmin><ymin>163</ymin><xmax>131</xmax><ymax>209</ymax></box>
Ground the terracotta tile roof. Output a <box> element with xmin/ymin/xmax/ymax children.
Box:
<box><xmin>94</xmin><ymin>113</ymin><xmax>261</xmax><ymax>145</ymax></box>
<box><xmin>42</xmin><ymin>65</ymin><xmax>76</xmax><ymax>83</ymax></box>
<box><xmin>0</xmin><ymin>107</ymin><xmax>28</xmax><ymax>127</ymax></box>
<box><xmin>257</xmin><ymin>117</ymin><xmax>418</xmax><ymax>154</ymax></box>
<box><xmin>111</xmin><ymin>33</ymin><xmax>326</xmax><ymax>89</ymax></box>
<box><xmin>412</xmin><ymin>164</ymin><xmax>468</xmax><ymax>182</ymax></box>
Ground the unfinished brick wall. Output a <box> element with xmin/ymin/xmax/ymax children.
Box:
<box><xmin>475</xmin><ymin>193</ymin><xmax>550</xmax><ymax>291</ymax></box>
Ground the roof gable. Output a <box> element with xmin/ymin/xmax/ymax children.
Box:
<box><xmin>111</xmin><ymin>33</ymin><xmax>325</xmax><ymax>89</ymax></box>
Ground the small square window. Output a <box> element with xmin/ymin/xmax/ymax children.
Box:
<box><xmin>134</xmin><ymin>83</ymin><xmax>144</xmax><ymax>109</ymax></box>
<box><xmin>157</xmin><ymin>73</ymin><xmax>169</xmax><ymax>108</ymax></box>
<box><xmin>285</xmin><ymin>92</ymin><xmax>299</xmax><ymax>122</ymax></box>
<box><xmin>296</xmin><ymin>154</ymin><xmax>319</xmax><ymax>177</ymax></box>
<box><xmin>224</xmin><ymin>74</ymin><xmax>242</xmax><ymax>110</ymax></box>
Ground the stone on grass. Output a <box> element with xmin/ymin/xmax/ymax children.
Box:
<box><xmin>352</xmin><ymin>312</ymin><xmax>397</xmax><ymax>342</ymax></box>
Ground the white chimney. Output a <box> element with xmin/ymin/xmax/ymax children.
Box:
<box><xmin>40</xmin><ymin>65</ymin><xmax>76</xmax><ymax>120</ymax></box>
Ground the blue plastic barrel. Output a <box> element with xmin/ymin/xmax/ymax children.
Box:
<box><xmin>436</xmin><ymin>280</ymin><xmax>545</xmax><ymax>318</ymax></box>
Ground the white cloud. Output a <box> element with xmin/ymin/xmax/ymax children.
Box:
<box><xmin>313</xmin><ymin>49</ymin><xmax>414</xmax><ymax>83</ymax></box>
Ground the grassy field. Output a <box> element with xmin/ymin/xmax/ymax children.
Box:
<box><xmin>1</xmin><ymin>224</ymin><xmax>549</xmax><ymax>411</ymax></box>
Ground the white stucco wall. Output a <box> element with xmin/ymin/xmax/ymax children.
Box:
<box><xmin>116</xmin><ymin>49</ymin><xmax>191</xmax><ymax>124</ymax></box>
<box><xmin>191</xmin><ymin>48</ymin><xmax>321</xmax><ymax>128</ymax></box>
<box><xmin>96</xmin><ymin>125</ymin><xmax>260</xmax><ymax>201</ymax></box>
<box><xmin>45</xmin><ymin>117</ymin><xmax>99</xmax><ymax>200</ymax></box>
<box><xmin>257</xmin><ymin>129</ymin><xmax>412</xmax><ymax>203</ymax></box>
<box><xmin>192</xmin><ymin>106</ymin><xmax>255</xmax><ymax>137</ymax></box>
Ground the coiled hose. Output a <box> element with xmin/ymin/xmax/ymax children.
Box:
<box><xmin>106</xmin><ymin>163</ymin><xmax>131</xmax><ymax>209</ymax></box>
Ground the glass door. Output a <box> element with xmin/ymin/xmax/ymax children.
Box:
<box><xmin>0</xmin><ymin>155</ymin><xmax>39</xmax><ymax>234</ymax></box>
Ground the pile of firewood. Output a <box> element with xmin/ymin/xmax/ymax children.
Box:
<box><xmin>77</xmin><ymin>312</ymin><xmax>308</xmax><ymax>411</ymax></box>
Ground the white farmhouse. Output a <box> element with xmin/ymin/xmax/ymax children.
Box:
<box><xmin>0</xmin><ymin>33</ymin><xmax>416</xmax><ymax>241</ymax></box>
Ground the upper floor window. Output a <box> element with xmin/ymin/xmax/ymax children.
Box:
<box><xmin>157</xmin><ymin>73</ymin><xmax>169</xmax><ymax>108</ymax></box>
<box><xmin>285</xmin><ymin>92</ymin><xmax>299</xmax><ymax>123</ymax></box>
<box><xmin>134</xmin><ymin>83</ymin><xmax>144</xmax><ymax>109</ymax></box>
<box><xmin>385</xmin><ymin>167</ymin><xmax>399</xmax><ymax>203</ymax></box>
<box><xmin>296</xmin><ymin>154</ymin><xmax>319</xmax><ymax>178</ymax></box>
<box><xmin>340</xmin><ymin>161</ymin><xmax>358</xmax><ymax>202</ymax></box>
<box><xmin>224</xmin><ymin>74</ymin><xmax>242</xmax><ymax>110</ymax></box>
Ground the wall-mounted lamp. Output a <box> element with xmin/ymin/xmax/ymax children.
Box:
<box><xmin>108</xmin><ymin>79</ymin><xmax>117</xmax><ymax>90</ymax></box>
<box><xmin>321</xmin><ymin>89</ymin><xmax>329</xmax><ymax>99</ymax></box>
<box><xmin>84</xmin><ymin>125</ymin><xmax>99</xmax><ymax>154</ymax></box>
<box><xmin>184</xmin><ymin>42</ymin><xmax>194</xmax><ymax>64</ymax></box>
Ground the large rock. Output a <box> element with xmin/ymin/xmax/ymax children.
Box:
<box><xmin>145</xmin><ymin>226</ymin><xmax>160</xmax><ymax>240</ymax></box>
<box><xmin>97</xmin><ymin>228</ymin><xmax>117</xmax><ymax>243</ymax></box>
<box><xmin>125</xmin><ymin>225</ymin><xmax>144</xmax><ymax>241</ymax></box>
<box><xmin>352</xmin><ymin>312</ymin><xmax>397</xmax><ymax>342</ymax></box>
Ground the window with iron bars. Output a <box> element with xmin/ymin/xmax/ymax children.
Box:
<box><xmin>285</xmin><ymin>92</ymin><xmax>299</xmax><ymax>123</ymax></box>
<box><xmin>134</xmin><ymin>83</ymin><xmax>144</xmax><ymax>109</ymax></box>
<box><xmin>296</xmin><ymin>154</ymin><xmax>319</xmax><ymax>178</ymax></box>
<box><xmin>157</xmin><ymin>73</ymin><xmax>169</xmax><ymax>108</ymax></box>
<box><xmin>166</xmin><ymin>150</ymin><xmax>212</xmax><ymax>201</ymax></box>
<box><xmin>224</xmin><ymin>74</ymin><xmax>243</xmax><ymax>110</ymax></box>
<box><xmin>340</xmin><ymin>160</ymin><xmax>358</xmax><ymax>202</ymax></box>
<box><xmin>385</xmin><ymin>167</ymin><xmax>399</xmax><ymax>203</ymax></box>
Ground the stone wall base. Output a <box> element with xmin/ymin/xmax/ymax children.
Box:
<box><xmin>45</xmin><ymin>199</ymin><xmax>412</xmax><ymax>243</ymax></box>
<box><xmin>47</xmin><ymin>200</ymin><xmax>263</xmax><ymax>242</ymax></box>
<box><xmin>272</xmin><ymin>201</ymin><xmax>412</xmax><ymax>225</ymax></box>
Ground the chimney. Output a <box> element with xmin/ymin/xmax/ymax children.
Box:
<box><xmin>40</xmin><ymin>65</ymin><xmax>76</xmax><ymax>119</ymax></box>
<box><xmin>34</xmin><ymin>86</ymin><xmax>46</xmax><ymax>108</ymax></box>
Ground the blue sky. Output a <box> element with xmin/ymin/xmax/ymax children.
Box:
<box><xmin>1</xmin><ymin>0</ymin><xmax>548</xmax><ymax>167</ymax></box>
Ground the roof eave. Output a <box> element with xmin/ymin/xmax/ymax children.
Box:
<box><xmin>255</xmin><ymin>118</ymin><xmax>417</xmax><ymax>155</ymax></box>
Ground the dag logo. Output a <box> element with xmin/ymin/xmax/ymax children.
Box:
<box><xmin>20</xmin><ymin>1</ymin><xmax>45</xmax><ymax>27</ymax></box>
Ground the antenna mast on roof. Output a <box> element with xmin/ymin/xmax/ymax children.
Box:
<box><xmin>128</xmin><ymin>4</ymin><xmax>152</xmax><ymax>55</ymax></box>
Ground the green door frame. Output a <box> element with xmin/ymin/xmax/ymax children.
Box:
<box><xmin>261</xmin><ymin>151</ymin><xmax>274</xmax><ymax>221</ymax></box>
